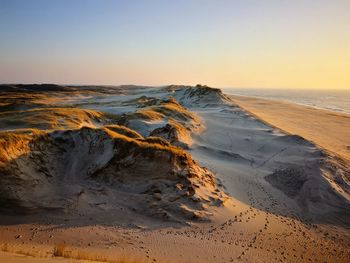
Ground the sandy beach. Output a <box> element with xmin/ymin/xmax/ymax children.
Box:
<box><xmin>230</xmin><ymin>95</ymin><xmax>350</xmax><ymax>163</ymax></box>
<box><xmin>0</xmin><ymin>85</ymin><xmax>349</xmax><ymax>263</ymax></box>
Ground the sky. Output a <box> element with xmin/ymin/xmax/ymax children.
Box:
<box><xmin>0</xmin><ymin>0</ymin><xmax>349</xmax><ymax>89</ymax></box>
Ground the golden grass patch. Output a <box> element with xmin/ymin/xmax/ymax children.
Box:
<box><xmin>104</xmin><ymin>124</ymin><xmax>143</xmax><ymax>139</ymax></box>
<box><xmin>0</xmin><ymin>108</ymin><xmax>105</xmax><ymax>130</ymax></box>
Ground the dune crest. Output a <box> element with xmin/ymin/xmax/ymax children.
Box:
<box><xmin>0</xmin><ymin>126</ymin><xmax>227</xmax><ymax>222</ymax></box>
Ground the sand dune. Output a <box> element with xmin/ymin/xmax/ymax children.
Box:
<box><xmin>0</xmin><ymin>85</ymin><xmax>349</xmax><ymax>263</ymax></box>
<box><xmin>230</xmin><ymin>95</ymin><xmax>350</xmax><ymax>215</ymax></box>
<box><xmin>0</xmin><ymin>126</ymin><xmax>226</xmax><ymax>222</ymax></box>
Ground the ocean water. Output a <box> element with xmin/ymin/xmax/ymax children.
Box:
<box><xmin>222</xmin><ymin>88</ymin><xmax>350</xmax><ymax>116</ymax></box>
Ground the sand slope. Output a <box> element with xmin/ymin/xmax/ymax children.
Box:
<box><xmin>230</xmin><ymin>95</ymin><xmax>350</xmax><ymax>163</ymax></box>
<box><xmin>0</xmin><ymin>85</ymin><xmax>349</xmax><ymax>263</ymax></box>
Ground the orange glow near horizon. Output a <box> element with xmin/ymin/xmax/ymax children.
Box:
<box><xmin>1</xmin><ymin>1</ymin><xmax>350</xmax><ymax>90</ymax></box>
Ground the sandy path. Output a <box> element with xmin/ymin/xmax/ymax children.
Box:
<box><xmin>229</xmin><ymin>95</ymin><xmax>350</xmax><ymax>163</ymax></box>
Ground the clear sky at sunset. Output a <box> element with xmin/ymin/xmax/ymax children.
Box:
<box><xmin>0</xmin><ymin>0</ymin><xmax>349</xmax><ymax>89</ymax></box>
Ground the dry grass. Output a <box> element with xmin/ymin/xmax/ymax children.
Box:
<box><xmin>1</xmin><ymin>243</ymin><xmax>8</xmax><ymax>252</ymax></box>
<box><xmin>0</xmin><ymin>129</ymin><xmax>47</xmax><ymax>165</ymax></box>
<box><xmin>0</xmin><ymin>125</ymin><xmax>189</xmax><ymax>168</ymax></box>
<box><xmin>116</xmin><ymin>97</ymin><xmax>198</xmax><ymax>124</ymax></box>
<box><xmin>143</xmin><ymin>98</ymin><xmax>202</xmax><ymax>134</ymax></box>
<box><xmin>129</xmin><ymin>109</ymin><xmax>165</xmax><ymax>121</ymax></box>
<box><xmin>0</xmin><ymin>131</ymin><xmax>32</xmax><ymax>164</ymax></box>
<box><xmin>0</xmin><ymin>92</ymin><xmax>65</xmax><ymax>109</ymax></box>
<box><xmin>1</xmin><ymin>243</ymin><xmax>149</xmax><ymax>263</ymax></box>
<box><xmin>142</xmin><ymin>136</ymin><xmax>171</xmax><ymax>146</ymax></box>
<box><xmin>0</xmin><ymin>107</ymin><xmax>105</xmax><ymax>131</ymax></box>
<box><xmin>151</xmin><ymin>100</ymin><xmax>198</xmax><ymax>123</ymax></box>
<box><xmin>53</xmin><ymin>243</ymin><xmax>65</xmax><ymax>257</ymax></box>
<box><xmin>103</xmin><ymin>126</ymin><xmax>189</xmax><ymax>159</ymax></box>
<box><xmin>104</xmin><ymin>124</ymin><xmax>143</xmax><ymax>139</ymax></box>
<box><xmin>0</xmin><ymin>243</ymin><xmax>49</xmax><ymax>258</ymax></box>
<box><xmin>52</xmin><ymin>243</ymin><xmax>147</xmax><ymax>263</ymax></box>
<box><xmin>150</xmin><ymin>119</ymin><xmax>192</xmax><ymax>148</ymax></box>
<box><xmin>122</xmin><ymin>96</ymin><xmax>160</xmax><ymax>107</ymax></box>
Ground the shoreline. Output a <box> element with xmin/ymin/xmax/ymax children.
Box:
<box><xmin>222</xmin><ymin>89</ymin><xmax>350</xmax><ymax>117</ymax></box>
<box><xmin>229</xmin><ymin>94</ymin><xmax>350</xmax><ymax>164</ymax></box>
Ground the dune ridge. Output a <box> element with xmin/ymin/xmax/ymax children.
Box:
<box><xmin>0</xmin><ymin>84</ymin><xmax>349</xmax><ymax>263</ymax></box>
<box><xmin>0</xmin><ymin>125</ymin><xmax>227</xmax><ymax>222</ymax></box>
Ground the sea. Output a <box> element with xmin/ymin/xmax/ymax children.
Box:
<box><xmin>222</xmin><ymin>88</ymin><xmax>350</xmax><ymax>116</ymax></box>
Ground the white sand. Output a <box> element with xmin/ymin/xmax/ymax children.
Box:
<box><xmin>0</xmin><ymin>85</ymin><xmax>349</xmax><ymax>263</ymax></box>
<box><xmin>230</xmin><ymin>95</ymin><xmax>350</xmax><ymax>163</ymax></box>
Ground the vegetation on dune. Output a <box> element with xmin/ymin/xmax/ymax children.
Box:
<box><xmin>117</xmin><ymin>96</ymin><xmax>199</xmax><ymax>125</ymax></box>
<box><xmin>1</xmin><ymin>243</ymin><xmax>148</xmax><ymax>263</ymax></box>
<box><xmin>0</xmin><ymin>91</ymin><xmax>75</xmax><ymax>112</ymax></box>
<box><xmin>151</xmin><ymin>97</ymin><xmax>199</xmax><ymax>123</ymax></box>
<box><xmin>101</xmin><ymin>126</ymin><xmax>189</xmax><ymax>160</ymax></box>
<box><xmin>107</xmin><ymin>109</ymin><xmax>165</xmax><ymax>127</ymax></box>
<box><xmin>141</xmin><ymin>136</ymin><xmax>172</xmax><ymax>147</ymax></box>
<box><xmin>96</xmin><ymin>96</ymin><xmax>202</xmax><ymax>152</ymax></box>
<box><xmin>0</xmin><ymin>130</ymin><xmax>43</xmax><ymax>164</ymax></box>
<box><xmin>0</xmin><ymin>125</ymin><xmax>224</xmax><ymax>221</ymax></box>
<box><xmin>150</xmin><ymin>119</ymin><xmax>192</xmax><ymax>148</ymax></box>
<box><xmin>122</xmin><ymin>95</ymin><xmax>161</xmax><ymax>107</ymax></box>
<box><xmin>52</xmin><ymin>243</ymin><xmax>148</xmax><ymax>263</ymax></box>
<box><xmin>163</xmin><ymin>85</ymin><xmax>230</xmax><ymax>106</ymax></box>
<box><xmin>108</xmin><ymin>96</ymin><xmax>201</xmax><ymax>149</ymax></box>
<box><xmin>0</xmin><ymin>125</ymin><xmax>189</xmax><ymax>166</ymax></box>
<box><xmin>131</xmin><ymin>109</ymin><xmax>165</xmax><ymax>121</ymax></box>
<box><xmin>0</xmin><ymin>83</ymin><xmax>72</xmax><ymax>92</ymax></box>
<box><xmin>0</xmin><ymin>107</ymin><xmax>105</xmax><ymax>130</ymax></box>
<box><xmin>104</xmin><ymin>124</ymin><xmax>143</xmax><ymax>139</ymax></box>
<box><xmin>0</xmin><ymin>87</ymin><xmax>227</xmax><ymax>222</ymax></box>
<box><xmin>165</xmin><ymin>84</ymin><xmax>223</xmax><ymax>94</ymax></box>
